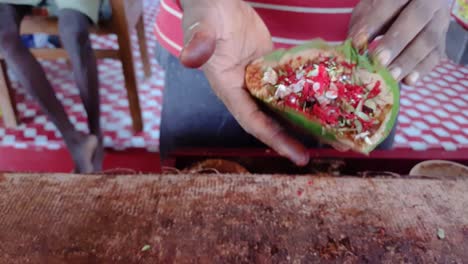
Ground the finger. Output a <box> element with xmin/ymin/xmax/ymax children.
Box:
<box><xmin>372</xmin><ymin>0</ymin><xmax>443</xmax><ymax>67</ymax></box>
<box><xmin>179</xmin><ymin>4</ymin><xmax>219</xmax><ymax>68</ymax></box>
<box><xmin>349</xmin><ymin>0</ymin><xmax>409</xmax><ymax>48</ymax></box>
<box><xmin>387</xmin><ymin>9</ymin><xmax>448</xmax><ymax>81</ymax></box>
<box><xmin>207</xmin><ymin>68</ymin><xmax>310</xmax><ymax>166</ymax></box>
<box><xmin>403</xmin><ymin>46</ymin><xmax>443</xmax><ymax>86</ymax></box>
<box><xmin>230</xmin><ymin>90</ymin><xmax>310</xmax><ymax>166</ymax></box>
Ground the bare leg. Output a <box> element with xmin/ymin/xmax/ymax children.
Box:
<box><xmin>57</xmin><ymin>9</ymin><xmax>103</xmax><ymax>171</ymax></box>
<box><xmin>0</xmin><ymin>4</ymin><xmax>97</xmax><ymax>173</ymax></box>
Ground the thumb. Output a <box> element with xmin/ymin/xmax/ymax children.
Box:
<box><xmin>179</xmin><ymin>17</ymin><xmax>217</xmax><ymax>68</ymax></box>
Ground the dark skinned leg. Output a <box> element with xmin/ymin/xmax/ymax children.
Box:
<box><xmin>0</xmin><ymin>4</ymin><xmax>97</xmax><ymax>173</ymax></box>
<box><xmin>57</xmin><ymin>9</ymin><xmax>103</xmax><ymax>171</ymax></box>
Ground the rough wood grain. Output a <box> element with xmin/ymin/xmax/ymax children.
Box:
<box><xmin>0</xmin><ymin>173</ymin><xmax>467</xmax><ymax>263</ymax></box>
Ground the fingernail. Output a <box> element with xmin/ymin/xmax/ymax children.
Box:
<box><xmin>184</xmin><ymin>22</ymin><xmax>200</xmax><ymax>46</ymax></box>
<box><xmin>188</xmin><ymin>22</ymin><xmax>200</xmax><ymax>31</ymax></box>
<box><xmin>353</xmin><ymin>31</ymin><xmax>368</xmax><ymax>48</ymax></box>
<box><xmin>407</xmin><ymin>72</ymin><xmax>420</xmax><ymax>85</ymax></box>
<box><xmin>390</xmin><ymin>67</ymin><xmax>402</xmax><ymax>80</ymax></box>
<box><xmin>295</xmin><ymin>151</ymin><xmax>310</xmax><ymax>166</ymax></box>
<box><xmin>376</xmin><ymin>49</ymin><xmax>391</xmax><ymax>66</ymax></box>
<box><xmin>184</xmin><ymin>31</ymin><xmax>197</xmax><ymax>47</ymax></box>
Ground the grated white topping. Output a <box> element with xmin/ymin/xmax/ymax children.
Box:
<box><xmin>291</xmin><ymin>79</ymin><xmax>305</xmax><ymax>93</ymax></box>
<box><xmin>296</xmin><ymin>70</ymin><xmax>305</xmax><ymax>80</ymax></box>
<box><xmin>325</xmin><ymin>83</ymin><xmax>338</xmax><ymax>99</ymax></box>
<box><xmin>312</xmin><ymin>82</ymin><xmax>321</xmax><ymax>92</ymax></box>
<box><xmin>354</xmin><ymin>131</ymin><xmax>370</xmax><ymax>140</ymax></box>
<box><xmin>364</xmin><ymin>137</ymin><xmax>373</xmax><ymax>145</ymax></box>
<box><xmin>325</xmin><ymin>90</ymin><xmax>338</xmax><ymax>100</ymax></box>
<box><xmin>274</xmin><ymin>84</ymin><xmax>292</xmax><ymax>99</ymax></box>
<box><xmin>316</xmin><ymin>95</ymin><xmax>330</xmax><ymax>105</ymax></box>
<box><xmin>262</xmin><ymin>67</ymin><xmax>278</xmax><ymax>85</ymax></box>
<box><xmin>307</xmin><ymin>65</ymin><xmax>319</xmax><ymax>77</ymax></box>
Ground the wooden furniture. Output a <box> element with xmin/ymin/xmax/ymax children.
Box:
<box><xmin>0</xmin><ymin>173</ymin><xmax>467</xmax><ymax>261</ymax></box>
<box><xmin>0</xmin><ymin>0</ymin><xmax>150</xmax><ymax>131</ymax></box>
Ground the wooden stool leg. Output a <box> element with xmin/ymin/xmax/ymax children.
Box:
<box><xmin>0</xmin><ymin>60</ymin><xmax>19</xmax><ymax>128</ymax></box>
<box><xmin>136</xmin><ymin>15</ymin><xmax>152</xmax><ymax>79</ymax></box>
<box><xmin>112</xmin><ymin>2</ymin><xmax>144</xmax><ymax>132</ymax></box>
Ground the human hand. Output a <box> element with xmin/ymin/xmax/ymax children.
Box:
<box><xmin>179</xmin><ymin>0</ymin><xmax>310</xmax><ymax>166</ymax></box>
<box><xmin>349</xmin><ymin>0</ymin><xmax>450</xmax><ymax>85</ymax></box>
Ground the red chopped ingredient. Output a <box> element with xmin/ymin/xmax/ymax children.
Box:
<box><xmin>326</xmin><ymin>106</ymin><xmax>340</xmax><ymax>125</ymax></box>
<box><xmin>285</xmin><ymin>64</ymin><xmax>294</xmax><ymax>79</ymax></box>
<box><xmin>367</xmin><ymin>80</ymin><xmax>381</xmax><ymax>99</ymax></box>
<box><xmin>361</xmin><ymin>119</ymin><xmax>375</xmax><ymax>131</ymax></box>
<box><xmin>312</xmin><ymin>104</ymin><xmax>339</xmax><ymax>125</ymax></box>
<box><xmin>312</xmin><ymin>103</ymin><xmax>327</xmax><ymax>123</ymax></box>
<box><xmin>308</xmin><ymin>180</ymin><xmax>313</xmax><ymax>185</ymax></box>
<box><xmin>272</xmin><ymin>56</ymin><xmax>381</xmax><ymax>138</ymax></box>
<box><xmin>342</xmin><ymin>61</ymin><xmax>355</xmax><ymax>70</ymax></box>
<box><xmin>301</xmin><ymin>81</ymin><xmax>312</xmax><ymax>101</ymax></box>
<box><xmin>304</xmin><ymin>65</ymin><xmax>315</xmax><ymax>72</ymax></box>
<box><xmin>318</xmin><ymin>64</ymin><xmax>326</xmax><ymax>76</ymax></box>
<box><xmin>343</xmin><ymin>84</ymin><xmax>364</xmax><ymax>105</ymax></box>
<box><xmin>277</xmin><ymin>74</ymin><xmax>287</xmax><ymax>84</ymax></box>
<box><xmin>285</xmin><ymin>93</ymin><xmax>301</xmax><ymax>110</ymax></box>
<box><xmin>343</xmin><ymin>112</ymin><xmax>356</xmax><ymax>120</ymax></box>
<box><xmin>336</xmin><ymin>82</ymin><xmax>346</xmax><ymax>96</ymax></box>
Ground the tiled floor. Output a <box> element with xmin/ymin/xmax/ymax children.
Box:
<box><xmin>0</xmin><ymin>0</ymin><xmax>467</xmax><ymax>172</ymax></box>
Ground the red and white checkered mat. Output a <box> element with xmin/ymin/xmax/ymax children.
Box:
<box><xmin>0</xmin><ymin>0</ymin><xmax>467</xmax><ymax>152</ymax></box>
<box><xmin>0</xmin><ymin>0</ymin><xmax>162</xmax><ymax>152</ymax></box>
<box><xmin>396</xmin><ymin>61</ymin><xmax>468</xmax><ymax>151</ymax></box>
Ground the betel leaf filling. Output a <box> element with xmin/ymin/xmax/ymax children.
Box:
<box><xmin>258</xmin><ymin>51</ymin><xmax>390</xmax><ymax>148</ymax></box>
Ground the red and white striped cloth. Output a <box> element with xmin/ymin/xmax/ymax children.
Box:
<box><xmin>155</xmin><ymin>0</ymin><xmax>359</xmax><ymax>56</ymax></box>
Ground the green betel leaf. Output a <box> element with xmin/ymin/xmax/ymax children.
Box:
<box><xmin>337</xmin><ymin>39</ymin><xmax>353</xmax><ymax>61</ymax></box>
<box><xmin>271</xmin><ymin>104</ymin><xmax>336</xmax><ymax>141</ymax></box>
<box><xmin>251</xmin><ymin>38</ymin><xmax>400</xmax><ymax>154</ymax></box>
<box><xmin>287</xmin><ymin>39</ymin><xmax>330</xmax><ymax>54</ymax></box>
<box><xmin>263</xmin><ymin>49</ymin><xmax>286</xmax><ymax>62</ymax></box>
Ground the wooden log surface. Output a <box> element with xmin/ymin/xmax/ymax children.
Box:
<box><xmin>0</xmin><ymin>173</ymin><xmax>467</xmax><ymax>263</ymax></box>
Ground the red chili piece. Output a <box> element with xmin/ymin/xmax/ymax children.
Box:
<box><xmin>301</xmin><ymin>81</ymin><xmax>312</xmax><ymax>101</ymax></box>
<box><xmin>367</xmin><ymin>80</ymin><xmax>381</xmax><ymax>99</ymax></box>
<box><xmin>275</xmin><ymin>58</ymin><xmax>379</xmax><ymax>133</ymax></box>
<box><xmin>285</xmin><ymin>93</ymin><xmax>301</xmax><ymax>110</ymax></box>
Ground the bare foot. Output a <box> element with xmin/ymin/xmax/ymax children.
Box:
<box><xmin>92</xmin><ymin>136</ymin><xmax>104</xmax><ymax>172</ymax></box>
<box><xmin>70</xmin><ymin>134</ymin><xmax>98</xmax><ymax>174</ymax></box>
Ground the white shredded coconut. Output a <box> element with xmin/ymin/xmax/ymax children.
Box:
<box><xmin>316</xmin><ymin>95</ymin><xmax>330</xmax><ymax>105</ymax></box>
<box><xmin>364</xmin><ymin>137</ymin><xmax>373</xmax><ymax>145</ymax></box>
<box><xmin>291</xmin><ymin>79</ymin><xmax>305</xmax><ymax>93</ymax></box>
<box><xmin>325</xmin><ymin>90</ymin><xmax>338</xmax><ymax>100</ymax></box>
<box><xmin>308</xmin><ymin>66</ymin><xmax>319</xmax><ymax>77</ymax></box>
<box><xmin>296</xmin><ymin>71</ymin><xmax>305</xmax><ymax>80</ymax></box>
<box><xmin>313</xmin><ymin>82</ymin><xmax>321</xmax><ymax>92</ymax></box>
<box><xmin>262</xmin><ymin>67</ymin><xmax>278</xmax><ymax>85</ymax></box>
<box><xmin>354</xmin><ymin>131</ymin><xmax>370</xmax><ymax>140</ymax></box>
<box><xmin>274</xmin><ymin>84</ymin><xmax>292</xmax><ymax>99</ymax></box>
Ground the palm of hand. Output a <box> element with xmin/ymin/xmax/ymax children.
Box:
<box><xmin>180</xmin><ymin>0</ymin><xmax>310</xmax><ymax>166</ymax></box>
<box><xmin>202</xmin><ymin>1</ymin><xmax>273</xmax><ymax>104</ymax></box>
